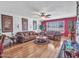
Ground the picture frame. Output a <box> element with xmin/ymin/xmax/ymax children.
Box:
<box><xmin>22</xmin><ymin>18</ymin><xmax>28</xmax><ymax>31</ymax></box>
<box><xmin>2</xmin><ymin>14</ymin><xmax>13</xmax><ymax>32</ymax></box>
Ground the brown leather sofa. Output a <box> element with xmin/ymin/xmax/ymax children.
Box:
<box><xmin>45</xmin><ymin>31</ymin><xmax>61</xmax><ymax>41</ymax></box>
<box><xmin>29</xmin><ymin>31</ymin><xmax>37</xmax><ymax>40</ymax></box>
<box><xmin>15</xmin><ymin>31</ymin><xmax>37</xmax><ymax>43</ymax></box>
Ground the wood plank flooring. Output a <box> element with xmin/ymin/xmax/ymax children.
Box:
<box><xmin>2</xmin><ymin>38</ymin><xmax>64</xmax><ymax>58</ymax></box>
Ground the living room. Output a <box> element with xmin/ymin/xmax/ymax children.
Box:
<box><xmin>0</xmin><ymin>1</ymin><xmax>79</xmax><ymax>58</ymax></box>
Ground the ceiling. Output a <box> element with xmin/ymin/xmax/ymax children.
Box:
<box><xmin>0</xmin><ymin>1</ymin><xmax>77</xmax><ymax>19</ymax></box>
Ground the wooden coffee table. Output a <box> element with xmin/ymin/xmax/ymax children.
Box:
<box><xmin>34</xmin><ymin>36</ymin><xmax>49</xmax><ymax>45</ymax></box>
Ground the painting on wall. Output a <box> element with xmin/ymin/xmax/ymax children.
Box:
<box><xmin>22</xmin><ymin>18</ymin><xmax>28</xmax><ymax>31</ymax></box>
<box><xmin>33</xmin><ymin>20</ymin><xmax>37</xmax><ymax>30</ymax></box>
<box><xmin>2</xmin><ymin>15</ymin><xmax>13</xmax><ymax>32</ymax></box>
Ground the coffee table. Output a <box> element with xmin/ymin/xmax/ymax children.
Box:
<box><xmin>34</xmin><ymin>36</ymin><xmax>49</xmax><ymax>45</ymax></box>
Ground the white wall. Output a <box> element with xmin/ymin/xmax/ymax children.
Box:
<box><xmin>28</xmin><ymin>18</ymin><xmax>41</xmax><ymax>33</ymax></box>
<box><xmin>0</xmin><ymin>12</ymin><xmax>38</xmax><ymax>37</ymax></box>
<box><xmin>0</xmin><ymin>1</ymin><xmax>76</xmax><ymax>36</ymax></box>
<box><xmin>13</xmin><ymin>16</ymin><xmax>22</xmax><ymax>35</ymax></box>
<box><xmin>35</xmin><ymin>20</ymin><xmax>41</xmax><ymax>33</ymax></box>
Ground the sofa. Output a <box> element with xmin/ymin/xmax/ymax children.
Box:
<box><xmin>29</xmin><ymin>31</ymin><xmax>37</xmax><ymax>40</ymax></box>
<box><xmin>45</xmin><ymin>31</ymin><xmax>62</xmax><ymax>41</ymax></box>
<box><xmin>15</xmin><ymin>31</ymin><xmax>37</xmax><ymax>43</ymax></box>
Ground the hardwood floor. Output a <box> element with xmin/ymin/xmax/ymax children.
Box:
<box><xmin>2</xmin><ymin>38</ymin><xmax>64</xmax><ymax>58</ymax></box>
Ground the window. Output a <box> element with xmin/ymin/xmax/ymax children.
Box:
<box><xmin>46</xmin><ymin>21</ymin><xmax>64</xmax><ymax>33</ymax></box>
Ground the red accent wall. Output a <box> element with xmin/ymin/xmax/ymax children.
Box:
<box><xmin>42</xmin><ymin>17</ymin><xmax>76</xmax><ymax>36</ymax></box>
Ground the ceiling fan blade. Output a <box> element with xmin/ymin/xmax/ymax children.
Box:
<box><xmin>45</xmin><ymin>14</ymin><xmax>51</xmax><ymax>18</ymax></box>
<box><xmin>28</xmin><ymin>4</ymin><xmax>41</xmax><ymax>13</ymax></box>
<box><xmin>32</xmin><ymin>11</ymin><xmax>41</xmax><ymax>16</ymax></box>
<box><xmin>32</xmin><ymin>12</ymin><xmax>41</xmax><ymax>15</ymax></box>
<box><xmin>46</xmin><ymin>14</ymin><xmax>51</xmax><ymax>16</ymax></box>
<box><xmin>29</xmin><ymin>6</ymin><xmax>40</xmax><ymax>12</ymax></box>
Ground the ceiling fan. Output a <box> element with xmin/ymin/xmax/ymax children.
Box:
<box><xmin>40</xmin><ymin>12</ymin><xmax>51</xmax><ymax>18</ymax></box>
<box><xmin>31</xmin><ymin>8</ymin><xmax>51</xmax><ymax>18</ymax></box>
<box><xmin>32</xmin><ymin>11</ymin><xmax>51</xmax><ymax>18</ymax></box>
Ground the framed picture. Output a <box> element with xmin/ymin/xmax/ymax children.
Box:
<box><xmin>22</xmin><ymin>18</ymin><xmax>28</xmax><ymax>31</ymax></box>
<box><xmin>2</xmin><ymin>15</ymin><xmax>13</xmax><ymax>32</ymax></box>
<box><xmin>33</xmin><ymin>20</ymin><xmax>37</xmax><ymax>30</ymax></box>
